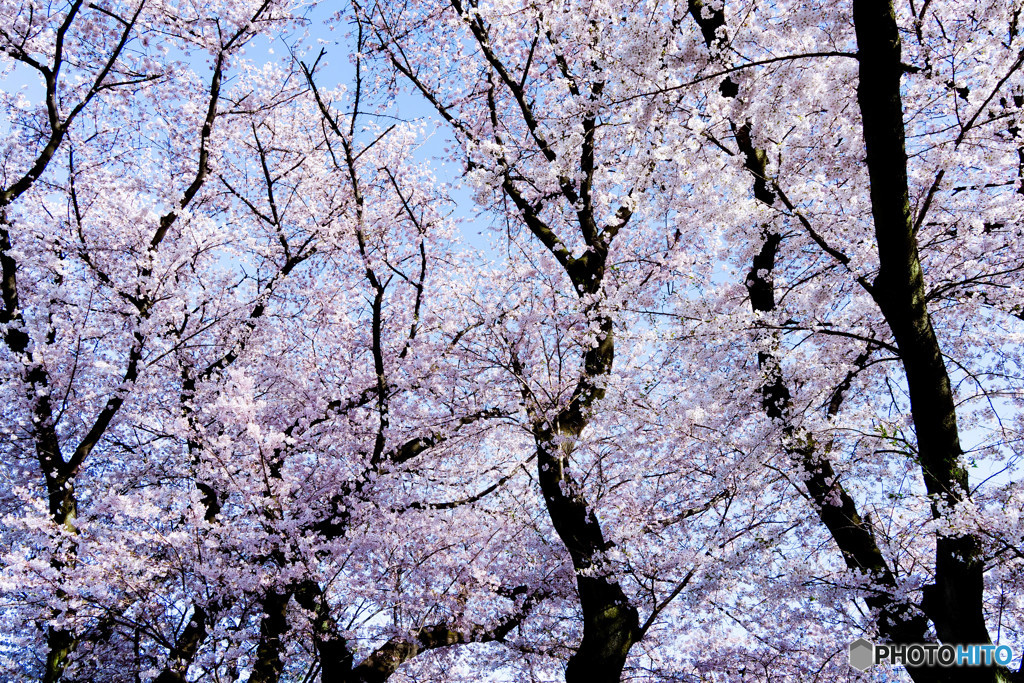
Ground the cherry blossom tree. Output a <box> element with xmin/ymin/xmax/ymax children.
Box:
<box><xmin>4</xmin><ymin>0</ymin><xmax>1024</xmax><ymax>681</ymax></box>
<box><xmin>356</xmin><ymin>0</ymin><xmax>1024</xmax><ymax>681</ymax></box>
<box><xmin>1</xmin><ymin>3</ymin><xmax>548</xmax><ymax>682</ymax></box>
<box><xmin>666</xmin><ymin>0</ymin><xmax>1024</xmax><ymax>680</ymax></box>
<box><xmin>352</xmin><ymin>1</ymin><xmax>792</xmax><ymax>681</ymax></box>
<box><xmin>0</xmin><ymin>1</ymin><xmax>301</xmax><ymax>678</ymax></box>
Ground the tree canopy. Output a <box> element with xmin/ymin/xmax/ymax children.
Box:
<box><xmin>2</xmin><ymin>0</ymin><xmax>1023</xmax><ymax>681</ymax></box>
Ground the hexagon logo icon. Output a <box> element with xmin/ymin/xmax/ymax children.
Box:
<box><xmin>849</xmin><ymin>638</ymin><xmax>875</xmax><ymax>671</ymax></box>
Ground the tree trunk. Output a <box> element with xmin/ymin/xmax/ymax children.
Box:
<box><xmin>247</xmin><ymin>590</ymin><xmax>291</xmax><ymax>683</ymax></box>
<box><xmin>853</xmin><ymin>0</ymin><xmax>1004</xmax><ymax>680</ymax></box>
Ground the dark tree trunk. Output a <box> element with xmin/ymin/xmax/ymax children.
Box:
<box><xmin>247</xmin><ymin>590</ymin><xmax>291</xmax><ymax>683</ymax></box>
<box><xmin>294</xmin><ymin>580</ymin><xmax>354</xmax><ymax>682</ymax></box>
<box><xmin>682</xmin><ymin>2</ymin><xmax>972</xmax><ymax>680</ymax></box>
<box><xmin>153</xmin><ymin>606</ymin><xmax>210</xmax><ymax>683</ymax></box>
<box><xmin>853</xmin><ymin>0</ymin><xmax>1008</xmax><ymax>680</ymax></box>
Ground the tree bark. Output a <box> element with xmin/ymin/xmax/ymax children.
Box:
<box><xmin>852</xmin><ymin>0</ymin><xmax>1006</xmax><ymax>679</ymax></box>
<box><xmin>519</xmin><ymin>241</ymin><xmax>641</xmax><ymax>683</ymax></box>
<box><xmin>247</xmin><ymin>590</ymin><xmax>291</xmax><ymax>683</ymax></box>
<box><xmin>294</xmin><ymin>580</ymin><xmax>354</xmax><ymax>682</ymax></box>
<box><xmin>153</xmin><ymin>605</ymin><xmax>210</xmax><ymax>683</ymax></box>
<box><xmin>684</xmin><ymin>2</ymin><xmax>954</xmax><ymax>679</ymax></box>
